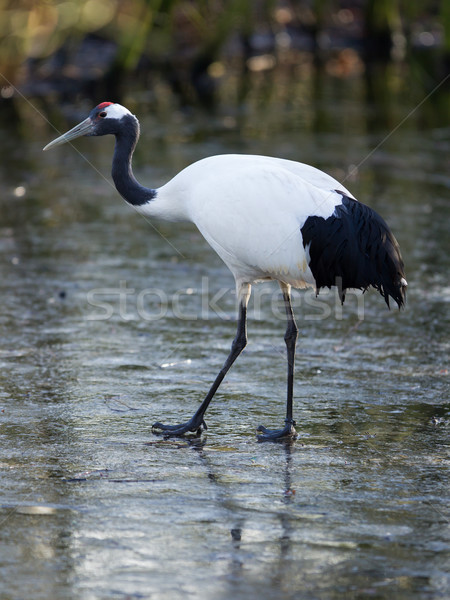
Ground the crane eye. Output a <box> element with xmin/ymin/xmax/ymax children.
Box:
<box><xmin>99</xmin><ymin>111</ymin><xmax>107</xmax><ymax>118</ymax></box>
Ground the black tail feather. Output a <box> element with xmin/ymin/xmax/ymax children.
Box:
<box><xmin>301</xmin><ymin>193</ymin><xmax>406</xmax><ymax>308</ymax></box>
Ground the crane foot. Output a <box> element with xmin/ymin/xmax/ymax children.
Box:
<box><xmin>152</xmin><ymin>416</ymin><xmax>207</xmax><ymax>437</ymax></box>
<box><xmin>256</xmin><ymin>419</ymin><xmax>297</xmax><ymax>442</ymax></box>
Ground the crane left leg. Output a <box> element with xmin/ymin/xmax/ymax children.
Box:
<box><xmin>257</xmin><ymin>284</ymin><xmax>298</xmax><ymax>442</ymax></box>
<box><xmin>152</xmin><ymin>284</ymin><xmax>250</xmax><ymax>437</ymax></box>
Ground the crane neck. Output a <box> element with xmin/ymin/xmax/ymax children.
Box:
<box><xmin>111</xmin><ymin>115</ymin><xmax>156</xmax><ymax>206</ymax></box>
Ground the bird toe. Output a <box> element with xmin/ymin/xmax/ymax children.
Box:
<box><xmin>257</xmin><ymin>420</ymin><xmax>297</xmax><ymax>442</ymax></box>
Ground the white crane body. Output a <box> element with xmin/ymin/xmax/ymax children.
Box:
<box><xmin>43</xmin><ymin>102</ymin><xmax>406</xmax><ymax>441</ymax></box>
<box><xmin>146</xmin><ymin>154</ymin><xmax>355</xmax><ymax>294</ymax></box>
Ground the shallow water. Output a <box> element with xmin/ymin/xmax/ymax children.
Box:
<box><xmin>0</xmin><ymin>69</ymin><xmax>449</xmax><ymax>599</ymax></box>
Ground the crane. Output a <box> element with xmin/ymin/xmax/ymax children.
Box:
<box><xmin>44</xmin><ymin>102</ymin><xmax>407</xmax><ymax>441</ymax></box>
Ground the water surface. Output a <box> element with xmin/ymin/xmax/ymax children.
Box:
<box><xmin>0</xmin><ymin>71</ymin><xmax>449</xmax><ymax>599</ymax></box>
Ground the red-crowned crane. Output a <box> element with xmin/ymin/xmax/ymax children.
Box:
<box><xmin>44</xmin><ymin>102</ymin><xmax>407</xmax><ymax>441</ymax></box>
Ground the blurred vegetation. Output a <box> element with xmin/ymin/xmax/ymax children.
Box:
<box><xmin>0</xmin><ymin>0</ymin><xmax>448</xmax><ymax>113</ymax></box>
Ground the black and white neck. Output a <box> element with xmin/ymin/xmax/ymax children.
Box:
<box><xmin>108</xmin><ymin>109</ymin><xmax>157</xmax><ymax>206</ymax></box>
<box><xmin>93</xmin><ymin>103</ymin><xmax>190</xmax><ymax>223</ymax></box>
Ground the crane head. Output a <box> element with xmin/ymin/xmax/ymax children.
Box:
<box><xmin>43</xmin><ymin>102</ymin><xmax>134</xmax><ymax>151</ymax></box>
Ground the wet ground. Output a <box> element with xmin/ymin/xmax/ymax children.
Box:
<box><xmin>0</xmin><ymin>70</ymin><xmax>449</xmax><ymax>599</ymax></box>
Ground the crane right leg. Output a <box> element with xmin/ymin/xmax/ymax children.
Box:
<box><xmin>257</xmin><ymin>283</ymin><xmax>298</xmax><ymax>441</ymax></box>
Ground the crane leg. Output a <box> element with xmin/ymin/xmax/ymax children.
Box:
<box><xmin>152</xmin><ymin>300</ymin><xmax>248</xmax><ymax>437</ymax></box>
<box><xmin>257</xmin><ymin>286</ymin><xmax>298</xmax><ymax>442</ymax></box>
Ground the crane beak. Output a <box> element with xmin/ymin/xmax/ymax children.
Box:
<box><xmin>43</xmin><ymin>117</ymin><xmax>94</xmax><ymax>151</ymax></box>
